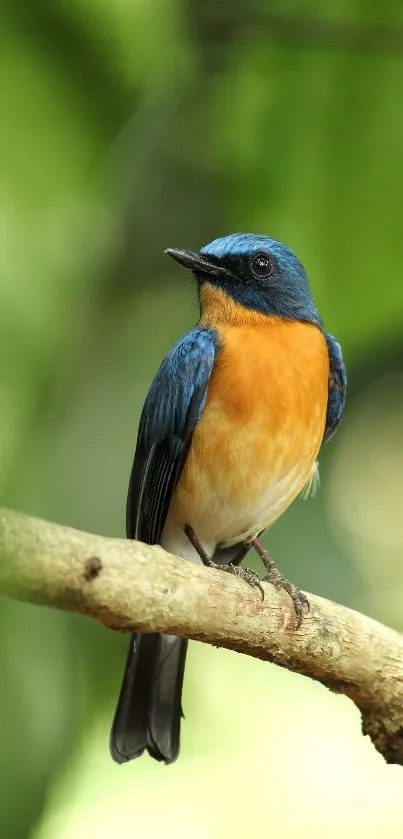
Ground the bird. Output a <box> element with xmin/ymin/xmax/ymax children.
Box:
<box><xmin>110</xmin><ymin>233</ymin><xmax>346</xmax><ymax>766</ymax></box>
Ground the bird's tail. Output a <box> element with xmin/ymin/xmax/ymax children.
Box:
<box><xmin>110</xmin><ymin>632</ymin><xmax>188</xmax><ymax>764</ymax></box>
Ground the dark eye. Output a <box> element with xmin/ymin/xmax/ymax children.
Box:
<box><xmin>250</xmin><ymin>252</ymin><xmax>275</xmax><ymax>277</ymax></box>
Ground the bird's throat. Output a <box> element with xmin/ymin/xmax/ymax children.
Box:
<box><xmin>199</xmin><ymin>282</ymin><xmax>269</xmax><ymax>328</ymax></box>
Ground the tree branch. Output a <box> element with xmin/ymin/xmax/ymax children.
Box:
<box><xmin>0</xmin><ymin>507</ymin><xmax>402</xmax><ymax>765</ymax></box>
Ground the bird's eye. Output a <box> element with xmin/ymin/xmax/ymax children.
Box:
<box><xmin>250</xmin><ymin>252</ymin><xmax>275</xmax><ymax>278</ymax></box>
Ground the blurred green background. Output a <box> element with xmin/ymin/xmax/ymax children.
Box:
<box><xmin>2</xmin><ymin>1</ymin><xmax>403</xmax><ymax>837</ymax></box>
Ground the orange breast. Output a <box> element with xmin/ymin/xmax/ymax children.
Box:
<box><xmin>167</xmin><ymin>289</ymin><xmax>329</xmax><ymax>546</ymax></box>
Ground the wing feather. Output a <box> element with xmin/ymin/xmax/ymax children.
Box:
<box><xmin>323</xmin><ymin>331</ymin><xmax>347</xmax><ymax>443</ymax></box>
<box><xmin>126</xmin><ymin>328</ymin><xmax>217</xmax><ymax>543</ymax></box>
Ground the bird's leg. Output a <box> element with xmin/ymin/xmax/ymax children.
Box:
<box><xmin>250</xmin><ymin>537</ymin><xmax>309</xmax><ymax>628</ymax></box>
<box><xmin>184</xmin><ymin>525</ymin><xmax>264</xmax><ymax>600</ymax></box>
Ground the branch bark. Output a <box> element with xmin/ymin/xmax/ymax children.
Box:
<box><xmin>0</xmin><ymin>506</ymin><xmax>402</xmax><ymax>765</ymax></box>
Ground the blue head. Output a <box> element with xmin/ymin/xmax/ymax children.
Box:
<box><xmin>166</xmin><ymin>233</ymin><xmax>322</xmax><ymax>327</ymax></box>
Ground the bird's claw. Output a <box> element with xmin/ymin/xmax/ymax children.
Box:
<box><xmin>263</xmin><ymin>569</ymin><xmax>309</xmax><ymax>628</ymax></box>
<box><xmin>231</xmin><ymin>565</ymin><xmax>265</xmax><ymax>601</ymax></box>
<box><xmin>208</xmin><ymin>561</ymin><xmax>265</xmax><ymax>601</ymax></box>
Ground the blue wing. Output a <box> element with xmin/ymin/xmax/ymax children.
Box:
<box><xmin>323</xmin><ymin>332</ymin><xmax>347</xmax><ymax>443</ymax></box>
<box><xmin>126</xmin><ymin>328</ymin><xmax>217</xmax><ymax>543</ymax></box>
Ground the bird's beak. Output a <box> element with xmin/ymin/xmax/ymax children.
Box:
<box><xmin>165</xmin><ymin>248</ymin><xmax>229</xmax><ymax>278</ymax></box>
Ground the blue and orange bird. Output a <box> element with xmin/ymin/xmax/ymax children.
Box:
<box><xmin>110</xmin><ymin>233</ymin><xmax>346</xmax><ymax>765</ymax></box>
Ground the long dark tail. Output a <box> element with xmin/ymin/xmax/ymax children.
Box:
<box><xmin>110</xmin><ymin>632</ymin><xmax>188</xmax><ymax>764</ymax></box>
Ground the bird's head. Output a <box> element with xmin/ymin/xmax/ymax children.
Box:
<box><xmin>165</xmin><ymin>233</ymin><xmax>321</xmax><ymax>327</ymax></box>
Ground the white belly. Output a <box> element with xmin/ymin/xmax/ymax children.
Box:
<box><xmin>162</xmin><ymin>460</ymin><xmax>318</xmax><ymax>563</ymax></box>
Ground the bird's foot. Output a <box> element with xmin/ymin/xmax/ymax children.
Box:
<box><xmin>250</xmin><ymin>537</ymin><xmax>309</xmax><ymax>628</ymax></box>
<box><xmin>184</xmin><ymin>525</ymin><xmax>264</xmax><ymax>600</ymax></box>
<box><xmin>209</xmin><ymin>561</ymin><xmax>265</xmax><ymax>600</ymax></box>
<box><xmin>263</xmin><ymin>568</ymin><xmax>309</xmax><ymax>628</ymax></box>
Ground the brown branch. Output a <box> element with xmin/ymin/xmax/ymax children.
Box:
<box><xmin>0</xmin><ymin>507</ymin><xmax>402</xmax><ymax>765</ymax></box>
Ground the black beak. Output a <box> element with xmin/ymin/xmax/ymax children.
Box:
<box><xmin>165</xmin><ymin>248</ymin><xmax>230</xmax><ymax>278</ymax></box>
